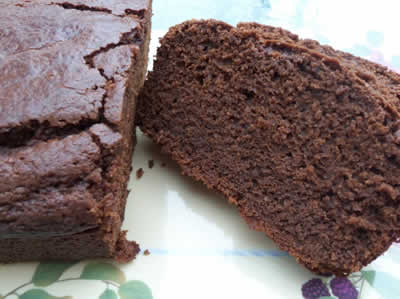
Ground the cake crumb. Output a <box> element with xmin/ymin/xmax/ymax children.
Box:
<box><xmin>143</xmin><ymin>249</ymin><xmax>150</xmax><ymax>256</ymax></box>
<box><xmin>136</xmin><ymin>168</ymin><xmax>144</xmax><ymax>179</ymax></box>
<box><xmin>148</xmin><ymin>159</ymin><xmax>154</xmax><ymax>169</ymax></box>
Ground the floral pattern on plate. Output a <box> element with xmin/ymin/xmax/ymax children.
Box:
<box><xmin>0</xmin><ymin>262</ymin><xmax>152</xmax><ymax>299</ymax></box>
<box><xmin>301</xmin><ymin>270</ymin><xmax>400</xmax><ymax>299</ymax></box>
<box><xmin>1</xmin><ymin>1</ymin><xmax>400</xmax><ymax>299</ymax></box>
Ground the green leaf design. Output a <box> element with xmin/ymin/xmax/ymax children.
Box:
<box><xmin>362</xmin><ymin>270</ymin><xmax>400</xmax><ymax>298</ymax></box>
<box><xmin>19</xmin><ymin>289</ymin><xmax>72</xmax><ymax>299</ymax></box>
<box><xmin>99</xmin><ymin>289</ymin><xmax>118</xmax><ymax>299</ymax></box>
<box><xmin>32</xmin><ymin>262</ymin><xmax>76</xmax><ymax>287</ymax></box>
<box><xmin>362</xmin><ymin>270</ymin><xmax>376</xmax><ymax>285</ymax></box>
<box><xmin>119</xmin><ymin>280</ymin><xmax>153</xmax><ymax>299</ymax></box>
<box><xmin>80</xmin><ymin>262</ymin><xmax>126</xmax><ymax>284</ymax></box>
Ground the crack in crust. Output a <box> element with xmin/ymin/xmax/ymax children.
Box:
<box><xmin>52</xmin><ymin>1</ymin><xmax>147</xmax><ymax>18</ymax></box>
<box><xmin>83</xmin><ymin>27</ymin><xmax>144</xmax><ymax>132</ymax></box>
<box><xmin>0</xmin><ymin>18</ymin><xmax>144</xmax><ymax>147</ymax></box>
<box><xmin>84</xmin><ymin>28</ymin><xmax>144</xmax><ymax>69</ymax></box>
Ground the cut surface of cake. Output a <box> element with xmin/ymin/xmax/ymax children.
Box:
<box><xmin>137</xmin><ymin>19</ymin><xmax>400</xmax><ymax>275</ymax></box>
<box><xmin>0</xmin><ymin>0</ymin><xmax>152</xmax><ymax>263</ymax></box>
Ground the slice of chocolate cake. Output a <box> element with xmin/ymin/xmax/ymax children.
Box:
<box><xmin>137</xmin><ymin>19</ymin><xmax>400</xmax><ymax>275</ymax></box>
<box><xmin>0</xmin><ymin>0</ymin><xmax>152</xmax><ymax>263</ymax></box>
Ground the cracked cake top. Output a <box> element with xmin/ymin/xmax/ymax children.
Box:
<box><xmin>0</xmin><ymin>0</ymin><xmax>151</xmax><ymax>249</ymax></box>
<box><xmin>0</xmin><ymin>1</ymin><xmax>147</xmax><ymax>136</ymax></box>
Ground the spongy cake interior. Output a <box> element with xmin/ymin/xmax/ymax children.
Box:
<box><xmin>137</xmin><ymin>19</ymin><xmax>400</xmax><ymax>275</ymax></box>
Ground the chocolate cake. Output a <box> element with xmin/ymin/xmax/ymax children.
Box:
<box><xmin>137</xmin><ymin>20</ymin><xmax>400</xmax><ymax>275</ymax></box>
<box><xmin>0</xmin><ymin>0</ymin><xmax>152</xmax><ymax>263</ymax></box>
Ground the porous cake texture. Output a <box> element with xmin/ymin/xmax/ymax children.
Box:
<box><xmin>137</xmin><ymin>20</ymin><xmax>400</xmax><ymax>275</ymax></box>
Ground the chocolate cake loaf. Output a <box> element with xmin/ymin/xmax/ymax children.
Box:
<box><xmin>137</xmin><ymin>20</ymin><xmax>400</xmax><ymax>275</ymax></box>
<box><xmin>0</xmin><ymin>0</ymin><xmax>152</xmax><ymax>263</ymax></box>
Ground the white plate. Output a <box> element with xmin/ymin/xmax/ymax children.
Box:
<box><xmin>1</xmin><ymin>1</ymin><xmax>400</xmax><ymax>299</ymax></box>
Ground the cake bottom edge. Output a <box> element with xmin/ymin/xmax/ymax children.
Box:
<box><xmin>0</xmin><ymin>228</ymin><xmax>140</xmax><ymax>264</ymax></box>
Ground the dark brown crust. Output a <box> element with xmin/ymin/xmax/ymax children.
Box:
<box><xmin>0</xmin><ymin>133</ymin><xmax>101</xmax><ymax>199</ymax></box>
<box><xmin>0</xmin><ymin>184</ymin><xmax>100</xmax><ymax>238</ymax></box>
<box><xmin>0</xmin><ymin>0</ymin><xmax>152</xmax><ymax>263</ymax></box>
<box><xmin>137</xmin><ymin>19</ymin><xmax>400</xmax><ymax>275</ymax></box>
<box><xmin>0</xmin><ymin>230</ymin><xmax>114</xmax><ymax>262</ymax></box>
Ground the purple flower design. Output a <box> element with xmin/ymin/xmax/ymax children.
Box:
<box><xmin>330</xmin><ymin>277</ymin><xmax>358</xmax><ymax>299</ymax></box>
<box><xmin>301</xmin><ymin>278</ymin><xmax>330</xmax><ymax>299</ymax></box>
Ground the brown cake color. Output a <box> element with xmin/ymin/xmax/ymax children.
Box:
<box><xmin>0</xmin><ymin>0</ymin><xmax>152</xmax><ymax>263</ymax></box>
<box><xmin>137</xmin><ymin>19</ymin><xmax>400</xmax><ymax>275</ymax></box>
